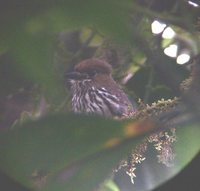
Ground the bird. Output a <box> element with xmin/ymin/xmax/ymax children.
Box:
<box><xmin>66</xmin><ymin>58</ymin><xmax>136</xmax><ymax>118</ymax></box>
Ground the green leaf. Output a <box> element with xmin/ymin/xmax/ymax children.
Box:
<box><xmin>1</xmin><ymin>113</ymin><xmax>200</xmax><ymax>191</ymax></box>
<box><xmin>44</xmin><ymin>136</ymin><xmax>141</xmax><ymax>191</ymax></box>
<box><xmin>0</xmin><ymin>0</ymin><xmax>133</xmax><ymax>99</ymax></box>
<box><xmin>0</xmin><ymin>114</ymin><xmax>150</xmax><ymax>191</ymax></box>
<box><xmin>151</xmin><ymin>123</ymin><xmax>200</xmax><ymax>188</ymax></box>
<box><xmin>174</xmin><ymin>124</ymin><xmax>200</xmax><ymax>170</ymax></box>
<box><xmin>0</xmin><ymin>8</ymin><xmax>64</xmax><ymax>97</ymax></box>
<box><xmin>147</xmin><ymin>123</ymin><xmax>200</xmax><ymax>191</ymax></box>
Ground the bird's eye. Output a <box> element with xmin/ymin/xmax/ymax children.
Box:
<box><xmin>88</xmin><ymin>70</ymin><xmax>98</xmax><ymax>77</ymax></box>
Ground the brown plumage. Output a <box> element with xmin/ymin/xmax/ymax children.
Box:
<box><xmin>66</xmin><ymin>58</ymin><xmax>136</xmax><ymax>118</ymax></box>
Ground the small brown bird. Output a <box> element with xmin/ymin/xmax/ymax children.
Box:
<box><xmin>66</xmin><ymin>58</ymin><xmax>136</xmax><ymax>118</ymax></box>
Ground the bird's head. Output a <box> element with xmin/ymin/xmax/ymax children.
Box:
<box><xmin>65</xmin><ymin>58</ymin><xmax>112</xmax><ymax>83</ymax></box>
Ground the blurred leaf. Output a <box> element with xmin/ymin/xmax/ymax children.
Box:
<box><xmin>0</xmin><ymin>115</ymin><xmax>200</xmax><ymax>191</ymax></box>
<box><xmin>0</xmin><ymin>0</ymin><xmax>134</xmax><ymax>100</ymax></box>
<box><xmin>149</xmin><ymin>123</ymin><xmax>200</xmax><ymax>191</ymax></box>
<box><xmin>61</xmin><ymin>0</ymin><xmax>133</xmax><ymax>41</ymax></box>
<box><xmin>174</xmin><ymin>123</ymin><xmax>200</xmax><ymax>170</ymax></box>
<box><xmin>100</xmin><ymin>179</ymin><xmax>120</xmax><ymax>191</ymax></box>
<box><xmin>0</xmin><ymin>114</ymin><xmax>154</xmax><ymax>191</ymax></box>
<box><xmin>118</xmin><ymin>123</ymin><xmax>200</xmax><ymax>191</ymax></box>
<box><xmin>44</xmin><ymin>135</ymin><xmax>141</xmax><ymax>191</ymax></box>
<box><xmin>0</xmin><ymin>10</ymin><xmax>63</xmax><ymax>97</ymax></box>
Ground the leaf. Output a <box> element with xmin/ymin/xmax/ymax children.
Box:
<box><xmin>44</xmin><ymin>135</ymin><xmax>142</xmax><ymax>191</ymax></box>
<box><xmin>174</xmin><ymin>123</ymin><xmax>200</xmax><ymax>170</ymax></box>
<box><xmin>0</xmin><ymin>7</ymin><xmax>64</xmax><ymax>97</ymax></box>
<box><xmin>138</xmin><ymin>123</ymin><xmax>200</xmax><ymax>191</ymax></box>
<box><xmin>0</xmin><ymin>114</ymin><xmax>154</xmax><ymax>191</ymax></box>
<box><xmin>0</xmin><ymin>0</ymin><xmax>134</xmax><ymax>100</ymax></box>
<box><xmin>153</xmin><ymin>123</ymin><xmax>200</xmax><ymax>190</ymax></box>
<box><xmin>1</xmin><ymin>114</ymin><xmax>200</xmax><ymax>191</ymax></box>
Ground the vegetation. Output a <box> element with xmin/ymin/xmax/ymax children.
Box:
<box><xmin>0</xmin><ymin>1</ymin><xmax>200</xmax><ymax>191</ymax></box>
